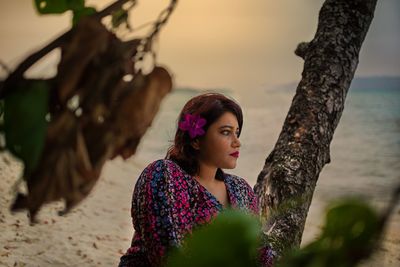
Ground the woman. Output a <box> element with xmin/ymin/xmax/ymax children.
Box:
<box><xmin>119</xmin><ymin>93</ymin><xmax>275</xmax><ymax>266</ymax></box>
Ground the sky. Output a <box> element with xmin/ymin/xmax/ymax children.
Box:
<box><xmin>0</xmin><ymin>0</ymin><xmax>399</xmax><ymax>91</ymax></box>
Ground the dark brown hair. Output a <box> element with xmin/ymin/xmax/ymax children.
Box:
<box><xmin>165</xmin><ymin>93</ymin><xmax>243</xmax><ymax>180</ymax></box>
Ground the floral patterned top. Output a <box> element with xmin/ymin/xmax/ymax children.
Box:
<box><xmin>119</xmin><ymin>159</ymin><xmax>275</xmax><ymax>267</ymax></box>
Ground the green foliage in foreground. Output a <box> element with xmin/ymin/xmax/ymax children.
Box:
<box><xmin>0</xmin><ymin>100</ymin><xmax>4</xmax><ymax>127</ymax></box>
<box><xmin>34</xmin><ymin>0</ymin><xmax>96</xmax><ymax>26</ymax></box>
<box><xmin>166</xmin><ymin>209</ymin><xmax>261</xmax><ymax>267</ymax></box>
<box><xmin>2</xmin><ymin>81</ymin><xmax>49</xmax><ymax>175</ymax></box>
<box><xmin>278</xmin><ymin>199</ymin><xmax>380</xmax><ymax>267</ymax></box>
<box><xmin>33</xmin><ymin>0</ymin><xmax>130</xmax><ymax>28</ymax></box>
<box><xmin>166</xmin><ymin>199</ymin><xmax>380</xmax><ymax>267</ymax></box>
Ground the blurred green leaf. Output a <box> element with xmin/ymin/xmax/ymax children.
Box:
<box><xmin>0</xmin><ymin>99</ymin><xmax>4</xmax><ymax>116</ymax></box>
<box><xmin>34</xmin><ymin>0</ymin><xmax>86</xmax><ymax>14</ymax></box>
<box><xmin>0</xmin><ymin>99</ymin><xmax>4</xmax><ymax>132</ymax></box>
<box><xmin>166</xmin><ymin>209</ymin><xmax>260</xmax><ymax>267</ymax></box>
<box><xmin>4</xmin><ymin>81</ymin><xmax>49</xmax><ymax>175</ymax></box>
<box><xmin>277</xmin><ymin>199</ymin><xmax>380</xmax><ymax>267</ymax></box>
<box><xmin>72</xmin><ymin>6</ymin><xmax>97</xmax><ymax>26</ymax></box>
<box><xmin>67</xmin><ymin>0</ymin><xmax>85</xmax><ymax>10</ymax></box>
<box><xmin>111</xmin><ymin>9</ymin><xmax>129</xmax><ymax>29</ymax></box>
<box><xmin>34</xmin><ymin>0</ymin><xmax>69</xmax><ymax>14</ymax></box>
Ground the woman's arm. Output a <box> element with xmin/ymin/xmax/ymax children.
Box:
<box><xmin>121</xmin><ymin>159</ymin><xmax>190</xmax><ymax>267</ymax></box>
<box><xmin>119</xmin><ymin>231</ymin><xmax>150</xmax><ymax>267</ymax></box>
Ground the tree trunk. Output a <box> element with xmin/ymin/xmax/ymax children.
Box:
<box><xmin>254</xmin><ymin>0</ymin><xmax>378</xmax><ymax>256</ymax></box>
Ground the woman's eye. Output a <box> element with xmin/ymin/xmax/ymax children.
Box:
<box><xmin>221</xmin><ymin>130</ymin><xmax>230</xmax><ymax>136</ymax></box>
<box><xmin>221</xmin><ymin>130</ymin><xmax>240</xmax><ymax>137</ymax></box>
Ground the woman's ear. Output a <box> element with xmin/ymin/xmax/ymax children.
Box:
<box><xmin>191</xmin><ymin>139</ymin><xmax>200</xmax><ymax>150</ymax></box>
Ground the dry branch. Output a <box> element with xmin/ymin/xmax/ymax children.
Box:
<box><xmin>6</xmin><ymin>1</ymin><xmax>176</xmax><ymax>222</ymax></box>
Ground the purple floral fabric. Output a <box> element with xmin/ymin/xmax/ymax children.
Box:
<box><xmin>119</xmin><ymin>159</ymin><xmax>274</xmax><ymax>267</ymax></box>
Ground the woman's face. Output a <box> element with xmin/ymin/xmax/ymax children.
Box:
<box><xmin>194</xmin><ymin>111</ymin><xmax>241</xmax><ymax>170</ymax></box>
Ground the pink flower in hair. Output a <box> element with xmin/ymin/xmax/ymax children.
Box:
<box><xmin>178</xmin><ymin>114</ymin><xmax>207</xmax><ymax>139</ymax></box>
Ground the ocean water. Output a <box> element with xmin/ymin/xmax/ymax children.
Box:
<box><xmin>316</xmin><ymin>87</ymin><xmax>400</xmax><ymax>203</ymax></box>
<box><xmin>133</xmin><ymin>86</ymin><xmax>400</xmax><ymax>207</ymax></box>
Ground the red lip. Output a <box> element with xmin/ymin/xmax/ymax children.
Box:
<box><xmin>230</xmin><ymin>151</ymin><xmax>239</xmax><ymax>158</ymax></box>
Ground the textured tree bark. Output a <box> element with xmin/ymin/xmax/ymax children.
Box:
<box><xmin>254</xmin><ymin>0</ymin><xmax>378</xmax><ymax>257</ymax></box>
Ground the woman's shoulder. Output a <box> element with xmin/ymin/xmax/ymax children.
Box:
<box><xmin>140</xmin><ymin>159</ymin><xmax>187</xmax><ymax>182</ymax></box>
<box><xmin>224</xmin><ymin>172</ymin><xmax>258</xmax><ymax>213</ymax></box>
<box><xmin>144</xmin><ymin>159</ymin><xmax>183</xmax><ymax>172</ymax></box>
<box><xmin>224</xmin><ymin>173</ymin><xmax>253</xmax><ymax>191</ymax></box>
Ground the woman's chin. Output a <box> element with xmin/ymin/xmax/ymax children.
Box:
<box><xmin>225</xmin><ymin>160</ymin><xmax>237</xmax><ymax>169</ymax></box>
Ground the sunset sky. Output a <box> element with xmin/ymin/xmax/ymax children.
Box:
<box><xmin>0</xmin><ymin>0</ymin><xmax>399</xmax><ymax>91</ymax></box>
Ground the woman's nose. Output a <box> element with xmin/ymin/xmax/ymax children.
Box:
<box><xmin>232</xmin><ymin>136</ymin><xmax>241</xmax><ymax>148</ymax></box>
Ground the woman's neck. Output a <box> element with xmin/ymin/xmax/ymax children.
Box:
<box><xmin>196</xmin><ymin>161</ymin><xmax>218</xmax><ymax>184</ymax></box>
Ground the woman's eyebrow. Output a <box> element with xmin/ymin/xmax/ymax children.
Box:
<box><xmin>219</xmin><ymin>125</ymin><xmax>239</xmax><ymax>130</ymax></box>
